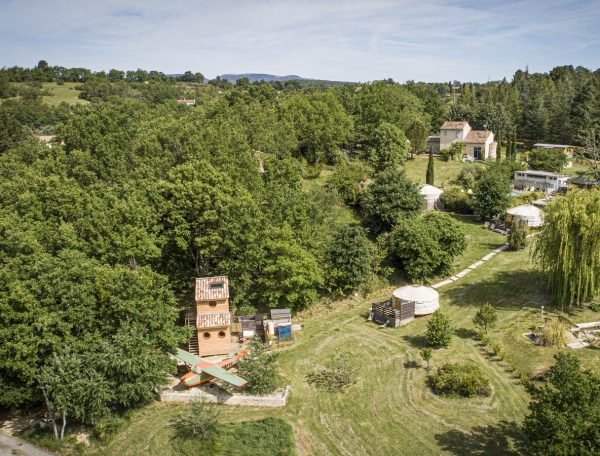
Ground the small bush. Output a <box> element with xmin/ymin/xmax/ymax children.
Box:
<box><xmin>173</xmin><ymin>400</ymin><xmax>220</xmax><ymax>440</ymax></box>
<box><xmin>237</xmin><ymin>340</ymin><xmax>279</xmax><ymax>395</ymax></box>
<box><xmin>508</xmin><ymin>219</ymin><xmax>528</xmax><ymax>251</ymax></box>
<box><xmin>94</xmin><ymin>415</ymin><xmax>127</xmax><ymax>442</ymax></box>
<box><xmin>590</xmin><ymin>302</ymin><xmax>600</xmax><ymax>313</ymax></box>
<box><xmin>439</xmin><ymin>188</ymin><xmax>474</xmax><ymax>214</ymax></box>
<box><xmin>431</xmin><ymin>363</ymin><xmax>491</xmax><ymax>397</ymax></box>
<box><xmin>541</xmin><ymin>320</ymin><xmax>568</xmax><ymax>348</ymax></box>
<box><xmin>456</xmin><ymin>166</ymin><xmax>483</xmax><ymax>189</ymax></box>
<box><xmin>490</xmin><ymin>342</ymin><xmax>505</xmax><ymax>360</ymax></box>
<box><xmin>425</xmin><ymin>311</ymin><xmax>454</xmax><ymax>348</ymax></box>
<box><xmin>307</xmin><ymin>352</ymin><xmax>359</xmax><ymax>392</ymax></box>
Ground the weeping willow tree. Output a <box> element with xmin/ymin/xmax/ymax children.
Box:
<box><xmin>533</xmin><ymin>189</ymin><xmax>600</xmax><ymax>310</ymax></box>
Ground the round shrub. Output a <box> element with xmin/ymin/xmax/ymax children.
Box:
<box><xmin>431</xmin><ymin>363</ymin><xmax>491</xmax><ymax>397</ymax></box>
<box><xmin>439</xmin><ymin>188</ymin><xmax>474</xmax><ymax>214</ymax></box>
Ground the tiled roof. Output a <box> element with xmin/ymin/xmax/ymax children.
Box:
<box><xmin>441</xmin><ymin>121</ymin><xmax>468</xmax><ymax>129</ymax></box>
<box><xmin>464</xmin><ymin>130</ymin><xmax>492</xmax><ymax>144</ymax></box>
<box><xmin>197</xmin><ymin>312</ymin><xmax>231</xmax><ymax>328</ymax></box>
<box><xmin>195</xmin><ymin>276</ymin><xmax>229</xmax><ymax>301</ymax></box>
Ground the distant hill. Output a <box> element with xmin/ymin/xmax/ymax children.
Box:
<box><xmin>217</xmin><ymin>73</ymin><xmax>304</xmax><ymax>83</ymax></box>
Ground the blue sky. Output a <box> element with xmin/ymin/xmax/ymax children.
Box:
<box><xmin>1</xmin><ymin>0</ymin><xmax>599</xmax><ymax>82</ymax></box>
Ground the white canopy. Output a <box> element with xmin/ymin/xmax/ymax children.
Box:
<box><xmin>507</xmin><ymin>204</ymin><xmax>544</xmax><ymax>227</ymax></box>
<box><xmin>420</xmin><ymin>184</ymin><xmax>444</xmax><ymax>197</ymax></box>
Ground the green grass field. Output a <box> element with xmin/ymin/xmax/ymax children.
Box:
<box><xmin>86</xmin><ymin>218</ymin><xmax>600</xmax><ymax>456</ymax></box>
<box><xmin>404</xmin><ymin>155</ymin><xmax>486</xmax><ymax>188</ymax></box>
<box><xmin>41</xmin><ymin>82</ymin><xmax>89</xmax><ymax>106</ymax></box>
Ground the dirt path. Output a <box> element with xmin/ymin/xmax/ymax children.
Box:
<box><xmin>0</xmin><ymin>431</ymin><xmax>54</xmax><ymax>456</ymax></box>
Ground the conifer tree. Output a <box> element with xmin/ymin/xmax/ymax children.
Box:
<box><xmin>426</xmin><ymin>149</ymin><xmax>435</xmax><ymax>185</ymax></box>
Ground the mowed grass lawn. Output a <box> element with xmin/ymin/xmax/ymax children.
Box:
<box><xmin>41</xmin><ymin>82</ymin><xmax>89</xmax><ymax>106</ymax></box>
<box><xmin>87</xmin><ymin>221</ymin><xmax>600</xmax><ymax>456</ymax></box>
<box><xmin>404</xmin><ymin>155</ymin><xmax>487</xmax><ymax>188</ymax></box>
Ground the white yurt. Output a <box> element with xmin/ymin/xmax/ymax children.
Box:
<box><xmin>506</xmin><ymin>204</ymin><xmax>544</xmax><ymax>227</ymax></box>
<box><xmin>420</xmin><ymin>184</ymin><xmax>444</xmax><ymax>211</ymax></box>
<box><xmin>392</xmin><ymin>285</ymin><xmax>440</xmax><ymax>316</ymax></box>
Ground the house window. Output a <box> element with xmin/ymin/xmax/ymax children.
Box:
<box><xmin>209</xmin><ymin>301</ymin><xmax>217</xmax><ymax>307</ymax></box>
<box><xmin>218</xmin><ymin>331</ymin><xmax>226</xmax><ymax>338</ymax></box>
<box><xmin>203</xmin><ymin>332</ymin><xmax>211</xmax><ymax>339</ymax></box>
<box><xmin>455</xmin><ymin>132</ymin><xmax>460</xmax><ymax>138</ymax></box>
<box><xmin>209</xmin><ymin>282</ymin><xmax>224</xmax><ymax>289</ymax></box>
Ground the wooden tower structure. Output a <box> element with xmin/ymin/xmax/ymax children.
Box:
<box><xmin>189</xmin><ymin>276</ymin><xmax>233</xmax><ymax>356</ymax></box>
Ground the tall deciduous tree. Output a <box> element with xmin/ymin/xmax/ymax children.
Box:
<box><xmin>533</xmin><ymin>189</ymin><xmax>600</xmax><ymax>309</ymax></box>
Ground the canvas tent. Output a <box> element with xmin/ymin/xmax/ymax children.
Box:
<box><xmin>506</xmin><ymin>204</ymin><xmax>544</xmax><ymax>227</ymax></box>
<box><xmin>392</xmin><ymin>285</ymin><xmax>440</xmax><ymax>316</ymax></box>
<box><xmin>419</xmin><ymin>184</ymin><xmax>444</xmax><ymax>211</ymax></box>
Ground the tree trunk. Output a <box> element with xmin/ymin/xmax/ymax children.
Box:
<box><xmin>59</xmin><ymin>411</ymin><xmax>66</xmax><ymax>440</ymax></box>
<box><xmin>39</xmin><ymin>383</ymin><xmax>59</xmax><ymax>440</ymax></box>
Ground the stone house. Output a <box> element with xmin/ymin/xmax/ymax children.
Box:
<box><xmin>438</xmin><ymin>121</ymin><xmax>497</xmax><ymax>160</ymax></box>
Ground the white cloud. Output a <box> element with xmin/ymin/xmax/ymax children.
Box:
<box><xmin>0</xmin><ymin>0</ymin><xmax>599</xmax><ymax>81</ymax></box>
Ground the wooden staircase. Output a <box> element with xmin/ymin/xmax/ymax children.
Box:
<box><xmin>185</xmin><ymin>305</ymin><xmax>199</xmax><ymax>355</ymax></box>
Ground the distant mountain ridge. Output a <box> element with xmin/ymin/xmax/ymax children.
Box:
<box><xmin>218</xmin><ymin>73</ymin><xmax>305</xmax><ymax>83</ymax></box>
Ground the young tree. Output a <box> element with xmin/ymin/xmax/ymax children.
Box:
<box><xmin>425</xmin><ymin>311</ymin><xmax>454</xmax><ymax>348</ymax></box>
<box><xmin>426</xmin><ymin>149</ymin><xmax>435</xmax><ymax>185</ymax></box>
<box><xmin>420</xmin><ymin>348</ymin><xmax>433</xmax><ymax>371</ymax></box>
<box><xmin>405</xmin><ymin>118</ymin><xmax>429</xmax><ymax>159</ymax></box>
<box><xmin>529</xmin><ymin>148</ymin><xmax>567</xmax><ymax>173</ymax></box>
<box><xmin>508</xmin><ymin>219</ymin><xmax>528</xmax><ymax>250</ymax></box>
<box><xmin>523</xmin><ymin>353</ymin><xmax>600</xmax><ymax>455</ymax></box>
<box><xmin>472</xmin><ymin>303</ymin><xmax>498</xmax><ymax>333</ymax></box>
<box><xmin>324</xmin><ymin>225</ymin><xmax>376</xmax><ymax>294</ymax></box>
<box><xmin>307</xmin><ymin>352</ymin><xmax>359</xmax><ymax>392</ymax></box>
<box><xmin>173</xmin><ymin>400</ymin><xmax>220</xmax><ymax>440</ymax></box>
<box><xmin>533</xmin><ymin>189</ymin><xmax>600</xmax><ymax>309</ymax></box>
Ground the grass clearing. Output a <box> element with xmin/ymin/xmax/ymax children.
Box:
<box><xmin>89</xmin><ymin>234</ymin><xmax>599</xmax><ymax>456</ymax></box>
<box><xmin>404</xmin><ymin>155</ymin><xmax>487</xmax><ymax>188</ymax></box>
<box><xmin>41</xmin><ymin>82</ymin><xmax>89</xmax><ymax>106</ymax></box>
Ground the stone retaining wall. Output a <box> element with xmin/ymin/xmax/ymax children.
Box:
<box><xmin>160</xmin><ymin>385</ymin><xmax>291</xmax><ymax>407</ymax></box>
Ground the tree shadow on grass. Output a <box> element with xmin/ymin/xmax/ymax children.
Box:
<box><xmin>442</xmin><ymin>269</ymin><xmax>553</xmax><ymax>311</ymax></box>
<box><xmin>403</xmin><ymin>359</ymin><xmax>420</xmax><ymax>369</ymax></box>
<box><xmin>435</xmin><ymin>420</ymin><xmax>524</xmax><ymax>456</ymax></box>
<box><xmin>402</xmin><ymin>334</ymin><xmax>428</xmax><ymax>348</ymax></box>
<box><xmin>455</xmin><ymin>327</ymin><xmax>478</xmax><ymax>340</ymax></box>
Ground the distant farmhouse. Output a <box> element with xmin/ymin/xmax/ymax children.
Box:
<box><xmin>427</xmin><ymin>121</ymin><xmax>496</xmax><ymax>160</ymax></box>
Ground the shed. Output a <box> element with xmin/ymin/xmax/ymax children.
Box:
<box><xmin>392</xmin><ymin>285</ymin><xmax>440</xmax><ymax>316</ymax></box>
<box><xmin>506</xmin><ymin>204</ymin><xmax>544</xmax><ymax>227</ymax></box>
<box><xmin>419</xmin><ymin>184</ymin><xmax>444</xmax><ymax>211</ymax></box>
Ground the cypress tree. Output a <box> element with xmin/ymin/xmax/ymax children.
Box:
<box><xmin>506</xmin><ymin>134</ymin><xmax>512</xmax><ymax>161</ymax></box>
<box><xmin>512</xmin><ymin>131</ymin><xmax>517</xmax><ymax>161</ymax></box>
<box><xmin>426</xmin><ymin>149</ymin><xmax>435</xmax><ymax>185</ymax></box>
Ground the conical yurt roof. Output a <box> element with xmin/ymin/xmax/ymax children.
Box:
<box><xmin>419</xmin><ymin>184</ymin><xmax>443</xmax><ymax>196</ymax></box>
<box><xmin>506</xmin><ymin>204</ymin><xmax>542</xmax><ymax>217</ymax></box>
<box><xmin>393</xmin><ymin>284</ymin><xmax>439</xmax><ymax>302</ymax></box>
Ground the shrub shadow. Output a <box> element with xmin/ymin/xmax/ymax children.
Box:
<box><xmin>435</xmin><ymin>420</ymin><xmax>524</xmax><ymax>456</ymax></box>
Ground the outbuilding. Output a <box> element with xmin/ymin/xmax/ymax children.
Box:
<box><xmin>420</xmin><ymin>184</ymin><xmax>444</xmax><ymax>211</ymax></box>
<box><xmin>506</xmin><ymin>204</ymin><xmax>544</xmax><ymax>227</ymax></box>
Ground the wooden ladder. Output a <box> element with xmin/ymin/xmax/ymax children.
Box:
<box><xmin>185</xmin><ymin>305</ymin><xmax>199</xmax><ymax>355</ymax></box>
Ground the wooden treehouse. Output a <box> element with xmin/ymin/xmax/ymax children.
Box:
<box><xmin>186</xmin><ymin>276</ymin><xmax>234</xmax><ymax>356</ymax></box>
